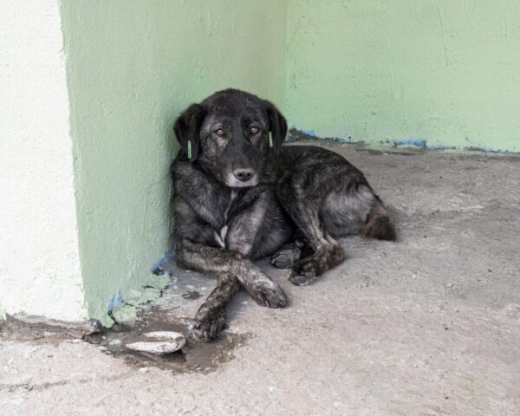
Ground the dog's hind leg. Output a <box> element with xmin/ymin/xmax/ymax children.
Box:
<box><xmin>321</xmin><ymin>184</ymin><xmax>397</xmax><ymax>241</ymax></box>
<box><xmin>193</xmin><ymin>273</ymin><xmax>240</xmax><ymax>341</ymax></box>
<box><xmin>276</xmin><ymin>181</ymin><xmax>345</xmax><ymax>285</ymax></box>
<box><xmin>361</xmin><ymin>196</ymin><xmax>396</xmax><ymax>241</ymax></box>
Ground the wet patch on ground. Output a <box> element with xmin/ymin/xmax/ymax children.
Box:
<box><xmin>1</xmin><ymin>307</ymin><xmax>251</xmax><ymax>375</ymax></box>
<box><xmin>181</xmin><ymin>290</ymin><xmax>202</xmax><ymax>300</ymax></box>
<box><xmin>85</xmin><ymin>306</ymin><xmax>252</xmax><ymax>374</ymax></box>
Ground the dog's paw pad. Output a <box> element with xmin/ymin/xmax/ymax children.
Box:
<box><xmin>270</xmin><ymin>247</ymin><xmax>301</xmax><ymax>269</ymax></box>
<box><xmin>289</xmin><ymin>270</ymin><xmax>316</xmax><ymax>286</ymax></box>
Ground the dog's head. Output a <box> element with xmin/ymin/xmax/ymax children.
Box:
<box><xmin>174</xmin><ymin>89</ymin><xmax>287</xmax><ymax>188</ymax></box>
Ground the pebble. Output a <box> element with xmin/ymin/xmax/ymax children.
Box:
<box><xmin>82</xmin><ymin>318</ymin><xmax>103</xmax><ymax>335</ymax></box>
<box><xmin>125</xmin><ymin>331</ymin><xmax>185</xmax><ymax>355</ymax></box>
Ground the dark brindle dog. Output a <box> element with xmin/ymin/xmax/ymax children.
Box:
<box><xmin>171</xmin><ymin>89</ymin><xmax>396</xmax><ymax>341</ymax></box>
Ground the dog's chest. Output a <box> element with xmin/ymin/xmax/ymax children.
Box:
<box><xmin>214</xmin><ymin>191</ymin><xmax>237</xmax><ymax>248</ymax></box>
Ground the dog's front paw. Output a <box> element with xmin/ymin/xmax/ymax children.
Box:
<box><xmin>192</xmin><ymin>304</ymin><xmax>227</xmax><ymax>342</ymax></box>
<box><xmin>250</xmin><ymin>280</ymin><xmax>288</xmax><ymax>308</ymax></box>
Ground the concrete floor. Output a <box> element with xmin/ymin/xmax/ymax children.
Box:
<box><xmin>2</xmin><ymin>141</ymin><xmax>520</xmax><ymax>415</ymax></box>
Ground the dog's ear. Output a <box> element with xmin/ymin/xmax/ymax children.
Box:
<box><xmin>265</xmin><ymin>101</ymin><xmax>288</xmax><ymax>154</ymax></box>
<box><xmin>173</xmin><ymin>104</ymin><xmax>206</xmax><ymax>162</ymax></box>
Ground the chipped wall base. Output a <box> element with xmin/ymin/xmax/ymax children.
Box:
<box><xmin>106</xmin><ymin>274</ymin><xmax>171</xmax><ymax>328</ymax></box>
<box><xmin>289</xmin><ymin>129</ymin><xmax>520</xmax><ymax>155</ymax></box>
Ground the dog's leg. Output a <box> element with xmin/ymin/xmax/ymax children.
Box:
<box><xmin>193</xmin><ymin>272</ymin><xmax>240</xmax><ymax>341</ymax></box>
<box><xmin>276</xmin><ymin>182</ymin><xmax>345</xmax><ymax>285</ymax></box>
<box><xmin>176</xmin><ymin>244</ymin><xmax>288</xmax><ymax>308</ymax></box>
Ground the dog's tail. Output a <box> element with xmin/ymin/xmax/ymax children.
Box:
<box><xmin>361</xmin><ymin>199</ymin><xmax>396</xmax><ymax>241</ymax></box>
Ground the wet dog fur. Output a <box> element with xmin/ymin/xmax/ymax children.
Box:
<box><xmin>171</xmin><ymin>89</ymin><xmax>396</xmax><ymax>341</ymax></box>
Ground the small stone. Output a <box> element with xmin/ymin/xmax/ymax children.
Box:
<box><xmin>82</xmin><ymin>318</ymin><xmax>103</xmax><ymax>335</ymax></box>
<box><xmin>108</xmin><ymin>339</ymin><xmax>122</xmax><ymax>346</ymax></box>
<box><xmin>446</xmin><ymin>283</ymin><xmax>454</xmax><ymax>288</ymax></box>
<box><xmin>84</xmin><ymin>333</ymin><xmax>103</xmax><ymax>345</ymax></box>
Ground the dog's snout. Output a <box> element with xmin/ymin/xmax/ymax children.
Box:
<box><xmin>233</xmin><ymin>168</ymin><xmax>255</xmax><ymax>182</ymax></box>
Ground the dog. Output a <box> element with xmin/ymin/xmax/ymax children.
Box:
<box><xmin>170</xmin><ymin>89</ymin><xmax>396</xmax><ymax>341</ymax></box>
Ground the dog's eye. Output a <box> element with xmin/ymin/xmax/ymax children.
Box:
<box><xmin>215</xmin><ymin>128</ymin><xmax>225</xmax><ymax>137</ymax></box>
<box><xmin>249</xmin><ymin>127</ymin><xmax>260</xmax><ymax>135</ymax></box>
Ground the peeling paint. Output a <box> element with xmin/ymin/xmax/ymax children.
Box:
<box><xmin>290</xmin><ymin>128</ymin><xmax>519</xmax><ymax>155</ymax></box>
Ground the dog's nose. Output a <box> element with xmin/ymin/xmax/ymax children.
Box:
<box><xmin>233</xmin><ymin>168</ymin><xmax>255</xmax><ymax>182</ymax></box>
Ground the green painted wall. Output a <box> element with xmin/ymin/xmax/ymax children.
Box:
<box><xmin>54</xmin><ymin>0</ymin><xmax>519</xmax><ymax>324</ymax></box>
<box><xmin>60</xmin><ymin>0</ymin><xmax>288</xmax><ymax>324</ymax></box>
<box><xmin>285</xmin><ymin>0</ymin><xmax>520</xmax><ymax>151</ymax></box>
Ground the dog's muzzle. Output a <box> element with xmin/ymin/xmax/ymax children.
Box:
<box><xmin>225</xmin><ymin>169</ymin><xmax>259</xmax><ymax>188</ymax></box>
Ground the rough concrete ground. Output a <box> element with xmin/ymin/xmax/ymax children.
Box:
<box><xmin>2</xmin><ymin>141</ymin><xmax>520</xmax><ymax>415</ymax></box>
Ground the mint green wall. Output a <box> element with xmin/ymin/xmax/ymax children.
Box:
<box><xmin>60</xmin><ymin>0</ymin><xmax>288</xmax><ymax>324</ymax></box>
<box><xmin>285</xmin><ymin>0</ymin><xmax>520</xmax><ymax>151</ymax></box>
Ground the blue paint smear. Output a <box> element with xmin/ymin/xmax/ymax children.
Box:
<box><xmin>107</xmin><ymin>295</ymin><xmax>116</xmax><ymax>313</ymax></box>
<box><xmin>151</xmin><ymin>248</ymin><xmax>175</xmax><ymax>275</ymax></box>
<box><xmin>472</xmin><ymin>146</ymin><xmax>515</xmax><ymax>154</ymax></box>
<box><xmin>392</xmin><ymin>139</ymin><xmax>516</xmax><ymax>153</ymax></box>
<box><xmin>290</xmin><ymin>126</ymin><xmax>357</xmax><ymax>143</ymax></box>
<box><xmin>107</xmin><ymin>290</ymin><xmax>125</xmax><ymax>313</ymax></box>
<box><xmin>289</xmin><ymin>128</ymin><xmax>517</xmax><ymax>153</ymax></box>
<box><xmin>392</xmin><ymin>139</ymin><xmax>427</xmax><ymax>148</ymax></box>
<box><xmin>300</xmin><ymin>128</ymin><xmax>316</xmax><ymax>137</ymax></box>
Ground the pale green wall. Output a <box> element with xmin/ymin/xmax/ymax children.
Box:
<box><xmin>285</xmin><ymin>0</ymin><xmax>520</xmax><ymax>151</ymax></box>
<box><xmin>60</xmin><ymin>0</ymin><xmax>288</xmax><ymax>324</ymax></box>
